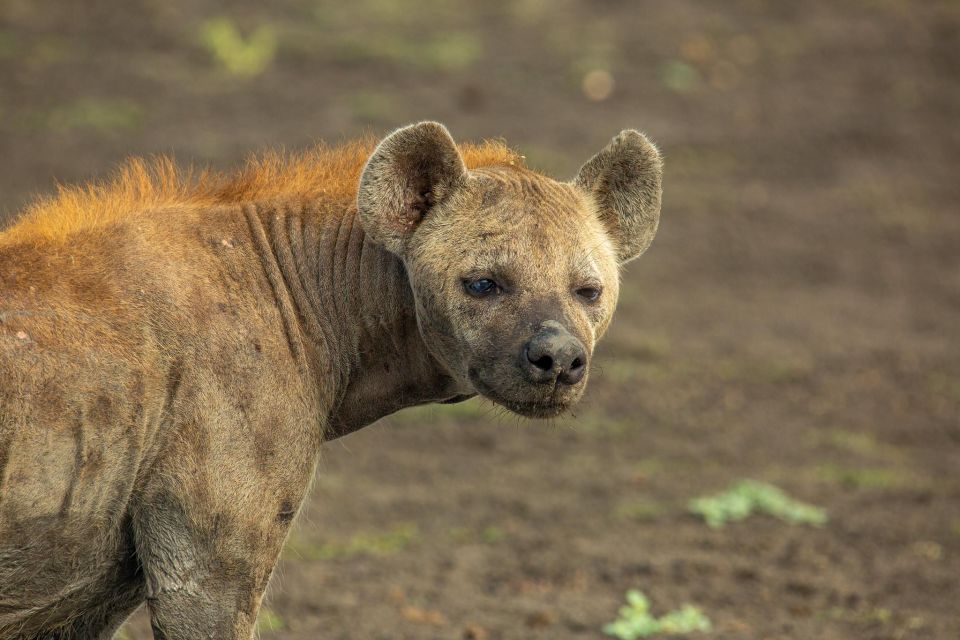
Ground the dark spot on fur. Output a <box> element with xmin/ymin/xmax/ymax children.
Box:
<box><xmin>236</xmin><ymin>388</ymin><xmax>252</xmax><ymax>416</ymax></box>
<box><xmin>253</xmin><ymin>427</ymin><xmax>276</xmax><ymax>474</ymax></box>
<box><xmin>90</xmin><ymin>394</ymin><xmax>112</xmax><ymax>425</ymax></box>
<box><xmin>130</xmin><ymin>375</ymin><xmax>145</xmax><ymax>431</ymax></box>
<box><xmin>162</xmin><ymin>359</ymin><xmax>183</xmax><ymax>420</ymax></box>
<box><xmin>276</xmin><ymin>500</ymin><xmax>296</xmax><ymax>525</ymax></box>
<box><xmin>59</xmin><ymin>416</ymin><xmax>85</xmax><ymax>516</ymax></box>
<box><xmin>251</xmin><ymin>339</ymin><xmax>262</xmax><ymax>355</ymax></box>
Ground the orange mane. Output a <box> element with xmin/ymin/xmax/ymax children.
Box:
<box><xmin>1</xmin><ymin>136</ymin><xmax>523</xmax><ymax>244</ymax></box>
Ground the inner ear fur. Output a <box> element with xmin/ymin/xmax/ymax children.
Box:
<box><xmin>573</xmin><ymin>130</ymin><xmax>663</xmax><ymax>264</ymax></box>
<box><xmin>357</xmin><ymin>121</ymin><xmax>467</xmax><ymax>256</ymax></box>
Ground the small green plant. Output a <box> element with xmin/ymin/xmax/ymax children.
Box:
<box><xmin>604</xmin><ymin>590</ymin><xmax>711</xmax><ymax>639</ymax></box>
<box><xmin>199</xmin><ymin>17</ymin><xmax>277</xmax><ymax>77</ymax></box>
<box><xmin>689</xmin><ymin>479</ymin><xmax>826</xmax><ymax>528</ymax></box>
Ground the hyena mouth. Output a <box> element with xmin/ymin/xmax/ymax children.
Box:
<box><xmin>467</xmin><ymin>368</ymin><xmax>573</xmax><ymax>418</ymax></box>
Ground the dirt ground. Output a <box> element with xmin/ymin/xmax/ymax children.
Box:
<box><xmin>2</xmin><ymin>1</ymin><xmax>959</xmax><ymax>638</ymax></box>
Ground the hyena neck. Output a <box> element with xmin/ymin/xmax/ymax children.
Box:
<box><xmin>246</xmin><ymin>199</ymin><xmax>466</xmax><ymax>439</ymax></box>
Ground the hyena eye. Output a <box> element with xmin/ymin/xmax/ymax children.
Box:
<box><xmin>576</xmin><ymin>286</ymin><xmax>602</xmax><ymax>302</ymax></box>
<box><xmin>464</xmin><ymin>278</ymin><xmax>500</xmax><ymax>297</ymax></box>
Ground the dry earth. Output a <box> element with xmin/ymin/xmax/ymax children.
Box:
<box><xmin>1</xmin><ymin>1</ymin><xmax>958</xmax><ymax>638</ymax></box>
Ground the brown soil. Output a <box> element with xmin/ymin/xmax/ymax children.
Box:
<box><xmin>2</xmin><ymin>1</ymin><xmax>958</xmax><ymax>638</ymax></box>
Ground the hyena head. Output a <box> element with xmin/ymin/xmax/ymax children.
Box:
<box><xmin>358</xmin><ymin>122</ymin><xmax>662</xmax><ymax>418</ymax></box>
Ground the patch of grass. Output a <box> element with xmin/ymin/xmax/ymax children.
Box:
<box><xmin>199</xmin><ymin>17</ymin><xmax>277</xmax><ymax>77</ymax></box>
<box><xmin>813</xmin><ymin>464</ymin><xmax>907</xmax><ymax>489</ymax></box>
<box><xmin>815</xmin><ymin>429</ymin><xmax>903</xmax><ymax>460</ymax></box>
<box><xmin>447</xmin><ymin>525</ymin><xmax>505</xmax><ymax>544</ymax></box>
<box><xmin>256</xmin><ymin>608</ymin><xmax>285</xmax><ymax>633</ymax></box>
<box><xmin>35</xmin><ymin>99</ymin><xmax>145</xmax><ymax>134</ymax></box>
<box><xmin>819</xmin><ymin>606</ymin><xmax>894</xmax><ymax>625</ymax></box>
<box><xmin>689</xmin><ymin>479</ymin><xmax>827</xmax><ymax>528</ymax></box>
<box><xmin>285</xmin><ymin>523</ymin><xmax>418</xmax><ymax>560</ymax></box>
<box><xmin>333</xmin><ymin>32</ymin><xmax>481</xmax><ymax>71</ymax></box>
<box><xmin>614</xmin><ymin>500</ymin><xmax>666</xmax><ymax>522</ymax></box>
<box><xmin>604</xmin><ymin>590</ymin><xmax>711</xmax><ymax>639</ymax></box>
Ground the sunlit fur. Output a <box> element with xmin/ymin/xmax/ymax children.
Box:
<box><xmin>1</xmin><ymin>138</ymin><xmax>522</xmax><ymax>244</ymax></box>
<box><xmin>0</xmin><ymin>123</ymin><xmax>660</xmax><ymax>638</ymax></box>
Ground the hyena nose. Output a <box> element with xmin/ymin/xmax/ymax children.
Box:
<box><xmin>523</xmin><ymin>323</ymin><xmax>588</xmax><ymax>386</ymax></box>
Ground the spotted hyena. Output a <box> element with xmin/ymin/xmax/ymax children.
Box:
<box><xmin>0</xmin><ymin>122</ymin><xmax>662</xmax><ymax>638</ymax></box>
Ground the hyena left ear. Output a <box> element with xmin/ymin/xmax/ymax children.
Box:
<box><xmin>573</xmin><ymin>130</ymin><xmax>663</xmax><ymax>264</ymax></box>
<box><xmin>358</xmin><ymin>121</ymin><xmax>467</xmax><ymax>256</ymax></box>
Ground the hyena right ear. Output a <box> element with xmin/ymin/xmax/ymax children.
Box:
<box><xmin>573</xmin><ymin>130</ymin><xmax>663</xmax><ymax>264</ymax></box>
<box><xmin>357</xmin><ymin>121</ymin><xmax>467</xmax><ymax>256</ymax></box>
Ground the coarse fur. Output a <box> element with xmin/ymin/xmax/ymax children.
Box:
<box><xmin>1</xmin><ymin>136</ymin><xmax>520</xmax><ymax>246</ymax></box>
<box><xmin>0</xmin><ymin>122</ymin><xmax>661</xmax><ymax>639</ymax></box>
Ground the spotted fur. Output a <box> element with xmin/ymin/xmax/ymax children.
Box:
<box><xmin>0</xmin><ymin>122</ymin><xmax>661</xmax><ymax>638</ymax></box>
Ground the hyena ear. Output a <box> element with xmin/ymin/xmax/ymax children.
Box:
<box><xmin>573</xmin><ymin>130</ymin><xmax>663</xmax><ymax>264</ymax></box>
<box><xmin>357</xmin><ymin>121</ymin><xmax>467</xmax><ymax>256</ymax></box>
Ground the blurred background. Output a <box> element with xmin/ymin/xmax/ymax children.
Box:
<box><xmin>1</xmin><ymin>1</ymin><xmax>958</xmax><ymax>638</ymax></box>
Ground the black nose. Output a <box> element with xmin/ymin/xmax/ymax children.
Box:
<box><xmin>522</xmin><ymin>321</ymin><xmax>588</xmax><ymax>386</ymax></box>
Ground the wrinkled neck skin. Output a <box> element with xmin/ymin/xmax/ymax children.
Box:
<box><xmin>245</xmin><ymin>200</ymin><xmax>470</xmax><ymax>440</ymax></box>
